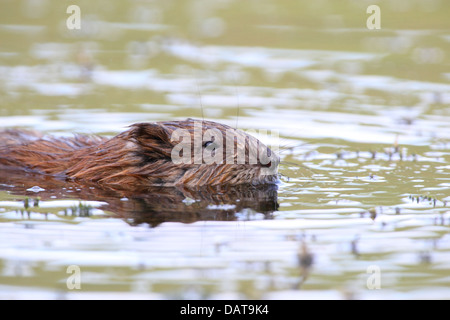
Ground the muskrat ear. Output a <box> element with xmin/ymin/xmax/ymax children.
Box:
<box><xmin>128</xmin><ymin>123</ymin><xmax>171</xmax><ymax>144</ymax></box>
<box><xmin>127</xmin><ymin>122</ymin><xmax>176</xmax><ymax>159</ymax></box>
<box><xmin>128</xmin><ymin>123</ymin><xmax>175</xmax><ymax>160</ymax></box>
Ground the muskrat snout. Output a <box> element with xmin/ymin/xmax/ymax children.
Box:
<box><xmin>262</xmin><ymin>161</ymin><xmax>272</xmax><ymax>168</ymax></box>
<box><xmin>166</xmin><ymin>119</ymin><xmax>279</xmax><ymax>181</ymax></box>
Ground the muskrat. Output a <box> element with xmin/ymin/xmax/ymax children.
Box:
<box><xmin>0</xmin><ymin>119</ymin><xmax>279</xmax><ymax>190</ymax></box>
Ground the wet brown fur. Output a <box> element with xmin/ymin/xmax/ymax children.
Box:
<box><xmin>0</xmin><ymin>119</ymin><xmax>278</xmax><ymax>190</ymax></box>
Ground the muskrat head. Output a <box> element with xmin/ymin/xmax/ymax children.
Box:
<box><xmin>126</xmin><ymin>119</ymin><xmax>279</xmax><ymax>188</ymax></box>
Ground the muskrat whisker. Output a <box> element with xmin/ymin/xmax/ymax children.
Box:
<box><xmin>234</xmin><ymin>81</ymin><xmax>240</xmax><ymax>130</ymax></box>
<box><xmin>194</xmin><ymin>77</ymin><xmax>204</xmax><ymax>121</ymax></box>
<box><xmin>278</xmin><ymin>161</ymin><xmax>319</xmax><ymax>189</ymax></box>
<box><xmin>277</xmin><ymin>141</ymin><xmax>313</xmax><ymax>154</ymax></box>
<box><xmin>280</xmin><ymin>160</ymin><xmax>316</xmax><ymax>176</ymax></box>
<box><xmin>227</xmin><ymin>70</ymin><xmax>241</xmax><ymax>130</ymax></box>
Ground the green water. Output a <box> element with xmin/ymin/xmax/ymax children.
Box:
<box><xmin>0</xmin><ymin>0</ymin><xmax>449</xmax><ymax>299</ymax></box>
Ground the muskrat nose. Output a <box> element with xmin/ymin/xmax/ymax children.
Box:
<box><xmin>262</xmin><ymin>161</ymin><xmax>272</xmax><ymax>168</ymax></box>
<box><xmin>259</xmin><ymin>147</ymin><xmax>279</xmax><ymax>169</ymax></box>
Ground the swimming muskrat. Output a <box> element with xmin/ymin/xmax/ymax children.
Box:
<box><xmin>0</xmin><ymin>119</ymin><xmax>279</xmax><ymax>190</ymax></box>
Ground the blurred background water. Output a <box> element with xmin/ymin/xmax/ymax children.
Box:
<box><xmin>0</xmin><ymin>0</ymin><xmax>449</xmax><ymax>299</ymax></box>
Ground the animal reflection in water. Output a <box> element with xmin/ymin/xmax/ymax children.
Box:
<box><xmin>0</xmin><ymin>171</ymin><xmax>278</xmax><ymax>227</ymax></box>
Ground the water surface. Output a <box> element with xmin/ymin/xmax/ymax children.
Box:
<box><xmin>0</xmin><ymin>0</ymin><xmax>449</xmax><ymax>299</ymax></box>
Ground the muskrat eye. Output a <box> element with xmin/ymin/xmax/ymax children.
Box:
<box><xmin>203</xmin><ymin>141</ymin><xmax>214</xmax><ymax>148</ymax></box>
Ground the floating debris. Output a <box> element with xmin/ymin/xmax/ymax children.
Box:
<box><xmin>295</xmin><ymin>241</ymin><xmax>314</xmax><ymax>289</ymax></box>
<box><xmin>26</xmin><ymin>186</ymin><xmax>45</xmax><ymax>193</ymax></box>
<box><xmin>419</xmin><ymin>251</ymin><xmax>432</xmax><ymax>265</ymax></box>
<box><xmin>351</xmin><ymin>238</ymin><xmax>359</xmax><ymax>257</ymax></box>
